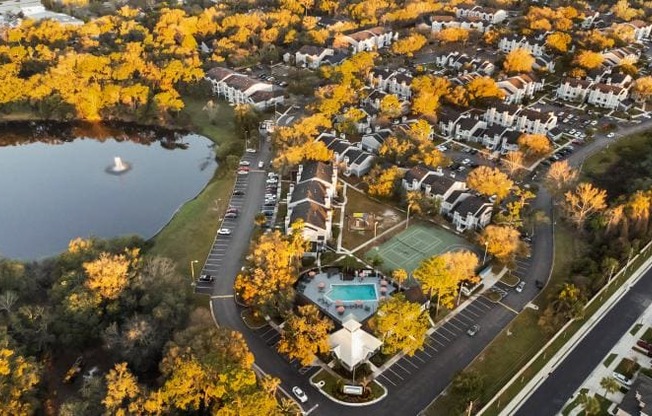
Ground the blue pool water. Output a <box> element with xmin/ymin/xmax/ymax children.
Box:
<box><xmin>326</xmin><ymin>284</ymin><xmax>378</xmax><ymax>302</ymax></box>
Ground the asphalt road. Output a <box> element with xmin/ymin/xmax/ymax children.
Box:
<box><xmin>515</xmin><ymin>265</ymin><xmax>652</xmax><ymax>416</ymax></box>
<box><xmin>203</xmin><ymin>118</ymin><xmax>652</xmax><ymax>416</ymax></box>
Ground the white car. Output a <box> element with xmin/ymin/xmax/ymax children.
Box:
<box><xmin>613</xmin><ymin>372</ymin><xmax>632</xmax><ymax>386</ymax></box>
<box><xmin>516</xmin><ymin>281</ymin><xmax>526</xmax><ymax>293</ymax></box>
<box><xmin>258</xmin><ymin>161</ymin><xmax>265</xmax><ymax>169</ymax></box>
<box><xmin>218</xmin><ymin>228</ymin><xmax>232</xmax><ymax>236</ymax></box>
<box><xmin>462</xmin><ymin>158</ymin><xmax>471</xmax><ymax>165</ymax></box>
<box><xmin>607</xmin><ymin>132</ymin><xmax>615</xmax><ymax>138</ymax></box>
<box><xmin>292</xmin><ymin>386</ymin><xmax>308</xmax><ymax>403</ymax></box>
<box><xmin>246</xmin><ymin>148</ymin><xmax>257</xmax><ymax>153</ymax></box>
<box><xmin>239</xmin><ymin>160</ymin><xmax>250</xmax><ymax>166</ymax></box>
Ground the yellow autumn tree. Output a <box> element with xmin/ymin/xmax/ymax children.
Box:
<box><xmin>466</xmin><ymin>166</ymin><xmax>513</xmax><ymax>201</ymax></box>
<box><xmin>545</xmin><ymin>160</ymin><xmax>578</xmax><ymax>195</ymax></box>
<box><xmin>503</xmin><ymin>48</ymin><xmax>535</xmax><ymax>73</ymax></box>
<box><xmin>366</xmin><ymin>165</ymin><xmax>404</xmax><ymax>198</ymax></box>
<box><xmin>0</xmin><ymin>339</ymin><xmax>41</xmax><ymax>416</ymax></box>
<box><xmin>633</xmin><ymin>76</ymin><xmax>652</xmax><ymax>101</ymax></box>
<box><xmin>380</xmin><ymin>94</ymin><xmax>403</xmax><ymax>118</ymax></box>
<box><xmin>391</xmin><ymin>33</ymin><xmax>427</xmax><ymax>56</ymax></box>
<box><xmin>83</xmin><ymin>250</ymin><xmax>138</xmax><ymax>300</ymax></box>
<box><xmin>436</xmin><ymin>27</ymin><xmax>470</xmax><ymax>43</ymax></box>
<box><xmin>562</xmin><ymin>183</ymin><xmax>607</xmax><ymax>228</ymax></box>
<box><xmin>517</xmin><ymin>134</ymin><xmax>552</xmax><ymax>157</ymax></box>
<box><xmin>466</xmin><ymin>77</ymin><xmax>505</xmax><ymax>103</ymax></box>
<box><xmin>373</xmin><ymin>294</ymin><xmax>430</xmax><ymax>356</ymax></box>
<box><xmin>574</xmin><ymin>50</ymin><xmax>604</xmax><ymax>70</ymax></box>
<box><xmin>104</xmin><ymin>363</ymin><xmax>145</xmax><ymax>415</ymax></box>
<box><xmin>277</xmin><ymin>305</ymin><xmax>333</xmax><ymax>366</ymax></box>
<box><xmin>479</xmin><ymin>225</ymin><xmax>523</xmax><ymax>265</ymax></box>
<box><xmin>545</xmin><ymin>32</ymin><xmax>572</xmax><ymax>54</ymax></box>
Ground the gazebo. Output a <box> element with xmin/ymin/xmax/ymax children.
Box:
<box><xmin>329</xmin><ymin>314</ymin><xmax>382</xmax><ymax>371</ymax></box>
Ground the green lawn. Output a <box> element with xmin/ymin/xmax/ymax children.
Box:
<box><xmin>149</xmin><ymin>97</ymin><xmax>240</xmax><ymax>278</ymax></box>
<box><xmin>615</xmin><ymin>357</ymin><xmax>640</xmax><ymax>379</ymax></box>
<box><xmin>312</xmin><ymin>369</ymin><xmax>384</xmax><ymax>403</ymax></box>
<box><xmin>630</xmin><ymin>324</ymin><xmax>643</xmax><ymax>336</ymax></box>
<box><xmin>603</xmin><ymin>353</ymin><xmax>617</xmax><ymax>368</ymax></box>
<box><xmin>641</xmin><ymin>327</ymin><xmax>652</xmax><ymax>344</ymax></box>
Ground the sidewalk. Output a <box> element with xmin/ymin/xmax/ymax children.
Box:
<box><xmin>496</xmin><ymin>250</ymin><xmax>652</xmax><ymax>415</ymax></box>
<box><xmin>562</xmin><ymin>304</ymin><xmax>652</xmax><ymax>414</ymax></box>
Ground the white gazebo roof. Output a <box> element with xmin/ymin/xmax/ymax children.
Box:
<box><xmin>329</xmin><ymin>314</ymin><xmax>382</xmax><ymax>369</ymax></box>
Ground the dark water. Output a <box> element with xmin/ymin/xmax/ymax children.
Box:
<box><xmin>0</xmin><ymin>122</ymin><xmax>217</xmax><ymax>259</ymax></box>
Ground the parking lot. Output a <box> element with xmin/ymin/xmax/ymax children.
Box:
<box><xmin>194</xmin><ymin>151</ymin><xmax>261</xmax><ymax>295</ymax></box>
<box><xmin>254</xmin><ymin>324</ymin><xmax>315</xmax><ymax>376</ymax></box>
<box><xmin>376</xmin><ymin>296</ymin><xmax>498</xmax><ymax>388</ymax></box>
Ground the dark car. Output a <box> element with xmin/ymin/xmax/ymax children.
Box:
<box><xmin>63</xmin><ymin>356</ymin><xmax>85</xmax><ymax>384</ymax></box>
<box><xmin>637</xmin><ymin>340</ymin><xmax>652</xmax><ymax>351</ymax></box>
<box><xmin>224</xmin><ymin>212</ymin><xmax>238</xmax><ymax>219</ymax></box>
<box><xmin>233</xmin><ymin>190</ymin><xmax>245</xmax><ymax>196</ymax></box>
<box><xmin>198</xmin><ymin>274</ymin><xmax>214</xmax><ymax>283</ymax></box>
<box><xmin>535</xmin><ymin>280</ymin><xmax>544</xmax><ymax>289</ymax></box>
<box><xmin>226</xmin><ymin>208</ymin><xmax>239</xmax><ymax>214</ymax></box>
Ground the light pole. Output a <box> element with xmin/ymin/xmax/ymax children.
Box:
<box><xmin>374</xmin><ymin>221</ymin><xmax>379</xmax><ymax>239</ymax></box>
<box><xmin>482</xmin><ymin>242</ymin><xmax>489</xmax><ymax>265</ymax></box>
<box><xmin>190</xmin><ymin>260</ymin><xmax>199</xmax><ymax>281</ymax></box>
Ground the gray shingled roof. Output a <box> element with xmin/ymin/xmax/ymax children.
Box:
<box><xmin>290</xmin><ymin>201</ymin><xmax>328</xmax><ymax>230</ymax></box>
<box><xmin>291</xmin><ymin>181</ymin><xmax>327</xmax><ymax>206</ymax></box>
<box><xmin>300</xmin><ymin>161</ymin><xmax>333</xmax><ymax>185</ymax></box>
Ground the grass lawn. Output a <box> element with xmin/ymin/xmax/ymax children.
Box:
<box><xmin>149</xmin><ymin>97</ymin><xmax>240</xmax><ymax>279</ymax></box>
<box><xmin>425</xmin><ymin>223</ymin><xmax>580</xmax><ymax>416</ymax></box>
<box><xmin>641</xmin><ymin>327</ymin><xmax>652</xmax><ymax>344</ymax></box>
<box><xmin>603</xmin><ymin>353</ymin><xmax>617</xmax><ymax>368</ymax></box>
<box><xmin>500</xmin><ymin>272</ymin><xmax>520</xmax><ymax>287</ymax></box>
<box><xmin>312</xmin><ymin>369</ymin><xmax>384</xmax><ymax>403</ymax></box>
<box><xmin>561</xmin><ymin>388</ymin><xmax>588</xmax><ymax>416</ymax></box>
<box><xmin>630</xmin><ymin>324</ymin><xmax>643</xmax><ymax>336</ymax></box>
<box><xmin>615</xmin><ymin>357</ymin><xmax>640</xmax><ymax>379</ymax></box>
<box><xmin>596</xmin><ymin>393</ymin><xmax>614</xmax><ymax>415</ymax></box>
<box><xmin>340</xmin><ymin>186</ymin><xmax>402</xmax><ymax>252</ymax></box>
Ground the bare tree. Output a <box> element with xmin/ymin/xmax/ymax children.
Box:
<box><xmin>562</xmin><ymin>183</ymin><xmax>607</xmax><ymax>229</ymax></box>
<box><xmin>545</xmin><ymin>160</ymin><xmax>578</xmax><ymax>196</ymax></box>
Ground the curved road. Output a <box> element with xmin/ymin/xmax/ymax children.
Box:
<box><xmin>204</xmin><ymin>119</ymin><xmax>652</xmax><ymax>416</ymax></box>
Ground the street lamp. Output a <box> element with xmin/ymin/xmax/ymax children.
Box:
<box><xmin>482</xmin><ymin>242</ymin><xmax>489</xmax><ymax>265</ymax></box>
<box><xmin>405</xmin><ymin>203</ymin><xmax>412</xmax><ymax>230</ymax></box>
<box><xmin>190</xmin><ymin>260</ymin><xmax>199</xmax><ymax>281</ymax></box>
<box><xmin>374</xmin><ymin>221</ymin><xmax>379</xmax><ymax>239</ymax></box>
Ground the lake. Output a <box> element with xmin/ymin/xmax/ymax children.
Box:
<box><xmin>0</xmin><ymin>122</ymin><xmax>217</xmax><ymax>259</ymax></box>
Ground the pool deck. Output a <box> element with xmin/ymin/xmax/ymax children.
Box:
<box><xmin>297</xmin><ymin>269</ymin><xmax>396</xmax><ymax>324</ymax></box>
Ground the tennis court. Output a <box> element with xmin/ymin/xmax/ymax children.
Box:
<box><xmin>366</xmin><ymin>224</ymin><xmax>480</xmax><ymax>273</ymax></box>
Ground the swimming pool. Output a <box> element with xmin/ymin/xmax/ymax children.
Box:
<box><xmin>325</xmin><ymin>284</ymin><xmax>378</xmax><ymax>302</ymax></box>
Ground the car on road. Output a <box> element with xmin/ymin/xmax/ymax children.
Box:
<box><xmin>467</xmin><ymin>324</ymin><xmax>480</xmax><ymax>337</ymax></box>
<box><xmin>198</xmin><ymin>274</ymin><xmax>214</xmax><ymax>282</ymax></box>
<box><xmin>218</xmin><ymin>228</ymin><xmax>232</xmax><ymax>236</ymax></box>
<box><xmin>613</xmin><ymin>372</ymin><xmax>633</xmax><ymax>386</ymax></box>
<box><xmin>516</xmin><ymin>281</ymin><xmax>526</xmax><ymax>293</ymax></box>
<box><xmin>607</xmin><ymin>132</ymin><xmax>615</xmax><ymax>138</ymax></box>
<box><xmin>63</xmin><ymin>356</ymin><xmax>85</xmax><ymax>384</ymax></box>
<box><xmin>246</xmin><ymin>148</ymin><xmax>257</xmax><ymax>153</ymax></box>
<box><xmin>535</xmin><ymin>280</ymin><xmax>545</xmax><ymax>289</ymax></box>
<box><xmin>258</xmin><ymin>161</ymin><xmax>265</xmax><ymax>169</ymax></box>
<box><xmin>292</xmin><ymin>386</ymin><xmax>308</xmax><ymax>403</ymax></box>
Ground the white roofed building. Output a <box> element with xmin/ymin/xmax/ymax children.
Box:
<box><xmin>329</xmin><ymin>315</ymin><xmax>382</xmax><ymax>371</ymax></box>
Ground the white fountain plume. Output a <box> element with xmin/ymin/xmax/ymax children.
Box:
<box><xmin>106</xmin><ymin>156</ymin><xmax>131</xmax><ymax>175</ymax></box>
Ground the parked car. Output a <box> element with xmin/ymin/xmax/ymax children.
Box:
<box><xmin>198</xmin><ymin>274</ymin><xmax>214</xmax><ymax>282</ymax></box>
<box><xmin>224</xmin><ymin>212</ymin><xmax>238</xmax><ymax>219</ymax></box>
<box><xmin>467</xmin><ymin>324</ymin><xmax>480</xmax><ymax>337</ymax></box>
<box><xmin>246</xmin><ymin>148</ymin><xmax>257</xmax><ymax>153</ymax></box>
<box><xmin>637</xmin><ymin>340</ymin><xmax>652</xmax><ymax>351</ymax></box>
<box><xmin>218</xmin><ymin>228</ymin><xmax>232</xmax><ymax>236</ymax></box>
<box><xmin>239</xmin><ymin>160</ymin><xmax>250</xmax><ymax>166</ymax></box>
<box><xmin>535</xmin><ymin>280</ymin><xmax>544</xmax><ymax>289</ymax></box>
<box><xmin>607</xmin><ymin>132</ymin><xmax>615</xmax><ymax>138</ymax></box>
<box><xmin>292</xmin><ymin>386</ymin><xmax>308</xmax><ymax>403</ymax></box>
<box><xmin>233</xmin><ymin>190</ymin><xmax>245</xmax><ymax>196</ymax></box>
<box><xmin>258</xmin><ymin>161</ymin><xmax>265</xmax><ymax>169</ymax></box>
<box><xmin>516</xmin><ymin>281</ymin><xmax>526</xmax><ymax>293</ymax></box>
<box><xmin>613</xmin><ymin>372</ymin><xmax>633</xmax><ymax>386</ymax></box>
<box><xmin>237</xmin><ymin>169</ymin><xmax>249</xmax><ymax>175</ymax></box>
<box><xmin>63</xmin><ymin>356</ymin><xmax>85</xmax><ymax>384</ymax></box>
<box><xmin>462</xmin><ymin>158</ymin><xmax>471</xmax><ymax>165</ymax></box>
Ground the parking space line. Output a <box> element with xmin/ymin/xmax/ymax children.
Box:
<box><xmin>475</xmin><ymin>298</ymin><xmax>493</xmax><ymax>310</ymax></box>
<box><xmin>461</xmin><ymin>307</ymin><xmax>478</xmax><ymax>318</ymax></box>
<box><xmin>424</xmin><ymin>342</ymin><xmax>437</xmax><ymax>352</ymax></box>
<box><xmin>466</xmin><ymin>303</ymin><xmax>485</xmax><ymax>314</ymax></box>
<box><xmin>412</xmin><ymin>352</ymin><xmax>427</xmax><ymax>363</ymax></box>
<box><xmin>402</xmin><ymin>357</ymin><xmax>420</xmax><ymax>369</ymax></box>
<box><xmin>453</xmin><ymin>315</ymin><xmax>473</xmax><ymax>326</ymax></box>
<box><xmin>440</xmin><ymin>326</ymin><xmax>458</xmax><ymax>337</ymax></box>
<box><xmin>394</xmin><ymin>362</ymin><xmax>411</xmax><ymax>374</ymax></box>
<box><xmin>432</xmin><ymin>334</ymin><xmax>449</xmax><ymax>344</ymax></box>
<box><xmin>378</xmin><ymin>374</ymin><xmax>397</xmax><ymax>386</ymax></box>
<box><xmin>447</xmin><ymin>320</ymin><xmax>464</xmax><ymax>331</ymax></box>
<box><xmin>260</xmin><ymin>327</ymin><xmax>275</xmax><ymax>337</ymax></box>
<box><xmin>387</xmin><ymin>367</ymin><xmax>404</xmax><ymax>380</ymax></box>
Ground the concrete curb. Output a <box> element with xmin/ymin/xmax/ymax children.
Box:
<box><xmin>309</xmin><ymin>370</ymin><xmax>388</xmax><ymax>407</ymax></box>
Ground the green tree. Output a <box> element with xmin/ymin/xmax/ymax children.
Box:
<box><xmin>600</xmin><ymin>376</ymin><xmax>620</xmax><ymax>400</ymax></box>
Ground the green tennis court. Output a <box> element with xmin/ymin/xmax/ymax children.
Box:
<box><xmin>366</xmin><ymin>224</ymin><xmax>480</xmax><ymax>273</ymax></box>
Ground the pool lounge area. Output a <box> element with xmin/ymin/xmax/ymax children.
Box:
<box><xmin>296</xmin><ymin>268</ymin><xmax>396</xmax><ymax>324</ymax></box>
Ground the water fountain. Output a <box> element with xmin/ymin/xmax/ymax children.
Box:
<box><xmin>106</xmin><ymin>156</ymin><xmax>131</xmax><ymax>175</ymax></box>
